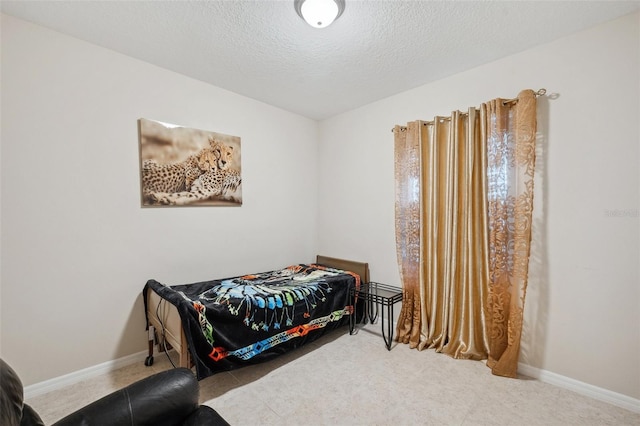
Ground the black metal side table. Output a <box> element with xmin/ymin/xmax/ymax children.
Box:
<box><xmin>350</xmin><ymin>282</ymin><xmax>403</xmax><ymax>350</ymax></box>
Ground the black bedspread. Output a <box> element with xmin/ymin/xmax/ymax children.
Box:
<box><xmin>144</xmin><ymin>264</ymin><xmax>360</xmax><ymax>379</ymax></box>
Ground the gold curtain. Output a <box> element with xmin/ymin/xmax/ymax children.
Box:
<box><xmin>394</xmin><ymin>89</ymin><xmax>537</xmax><ymax>377</ymax></box>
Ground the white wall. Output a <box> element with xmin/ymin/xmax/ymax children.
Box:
<box><xmin>318</xmin><ymin>12</ymin><xmax>640</xmax><ymax>400</ymax></box>
<box><xmin>0</xmin><ymin>14</ymin><xmax>319</xmax><ymax>386</ymax></box>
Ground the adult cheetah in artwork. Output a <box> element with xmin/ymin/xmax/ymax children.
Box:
<box><xmin>150</xmin><ymin>168</ymin><xmax>242</xmax><ymax>206</ymax></box>
<box><xmin>141</xmin><ymin>139</ymin><xmax>235</xmax><ymax>204</ymax></box>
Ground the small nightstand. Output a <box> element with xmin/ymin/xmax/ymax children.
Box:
<box><xmin>350</xmin><ymin>282</ymin><xmax>403</xmax><ymax>350</ymax></box>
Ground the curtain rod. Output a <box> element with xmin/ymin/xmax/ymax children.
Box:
<box><xmin>502</xmin><ymin>88</ymin><xmax>547</xmax><ymax>106</ymax></box>
<box><xmin>391</xmin><ymin>88</ymin><xmax>547</xmax><ymax>132</ymax></box>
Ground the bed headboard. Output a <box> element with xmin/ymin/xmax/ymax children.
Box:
<box><xmin>316</xmin><ymin>255</ymin><xmax>370</xmax><ymax>284</ymax></box>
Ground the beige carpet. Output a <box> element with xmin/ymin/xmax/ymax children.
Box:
<box><xmin>28</xmin><ymin>323</ymin><xmax>639</xmax><ymax>425</ymax></box>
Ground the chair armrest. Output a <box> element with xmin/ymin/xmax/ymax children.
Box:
<box><xmin>182</xmin><ymin>406</ymin><xmax>230</xmax><ymax>426</ymax></box>
<box><xmin>53</xmin><ymin>368</ymin><xmax>199</xmax><ymax>426</ymax></box>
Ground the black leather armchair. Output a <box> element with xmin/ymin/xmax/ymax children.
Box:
<box><xmin>1</xmin><ymin>359</ymin><xmax>229</xmax><ymax>426</ymax></box>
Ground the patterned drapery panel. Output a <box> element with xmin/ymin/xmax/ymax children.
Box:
<box><xmin>483</xmin><ymin>90</ymin><xmax>537</xmax><ymax>377</ymax></box>
<box><xmin>394</xmin><ymin>123</ymin><xmax>423</xmax><ymax>348</ymax></box>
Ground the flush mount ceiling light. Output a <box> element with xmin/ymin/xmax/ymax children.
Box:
<box><xmin>294</xmin><ymin>0</ymin><xmax>345</xmax><ymax>29</ymax></box>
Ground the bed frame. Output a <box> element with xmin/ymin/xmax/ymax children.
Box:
<box><xmin>144</xmin><ymin>255</ymin><xmax>369</xmax><ymax>368</ymax></box>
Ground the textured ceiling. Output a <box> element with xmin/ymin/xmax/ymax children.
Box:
<box><xmin>2</xmin><ymin>0</ymin><xmax>639</xmax><ymax>120</ymax></box>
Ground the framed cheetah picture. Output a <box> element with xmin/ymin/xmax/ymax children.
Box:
<box><xmin>138</xmin><ymin>118</ymin><xmax>242</xmax><ymax>207</ymax></box>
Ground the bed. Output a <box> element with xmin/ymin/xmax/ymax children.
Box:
<box><xmin>143</xmin><ymin>255</ymin><xmax>369</xmax><ymax>380</ymax></box>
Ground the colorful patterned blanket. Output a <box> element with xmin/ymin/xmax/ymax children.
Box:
<box><xmin>144</xmin><ymin>264</ymin><xmax>360</xmax><ymax>379</ymax></box>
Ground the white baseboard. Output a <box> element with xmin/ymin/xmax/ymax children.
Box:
<box><xmin>24</xmin><ymin>350</ymin><xmax>148</xmax><ymax>400</ymax></box>
<box><xmin>518</xmin><ymin>363</ymin><xmax>640</xmax><ymax>414</ymax></box>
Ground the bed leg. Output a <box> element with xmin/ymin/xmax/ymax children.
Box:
<box><xmin>145</xmin><ymin>326</ymin><xmax>155</xmax><ymax>366</ymax></box>
<box><xmin>179</xmin><ymin>328</ymin><xmax>192</xmax><ymax>368</ymax></box>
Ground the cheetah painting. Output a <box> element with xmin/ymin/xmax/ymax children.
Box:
<box><xmin>138</xmin><ymin>118</ymin><xmax>242</xmax><ymax>207</ymax></box>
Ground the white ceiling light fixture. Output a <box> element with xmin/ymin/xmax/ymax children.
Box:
<box><xmin>294</xmin><ymin>0</ymin><xmax>345</xmax><ymax>29</ymax></box>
